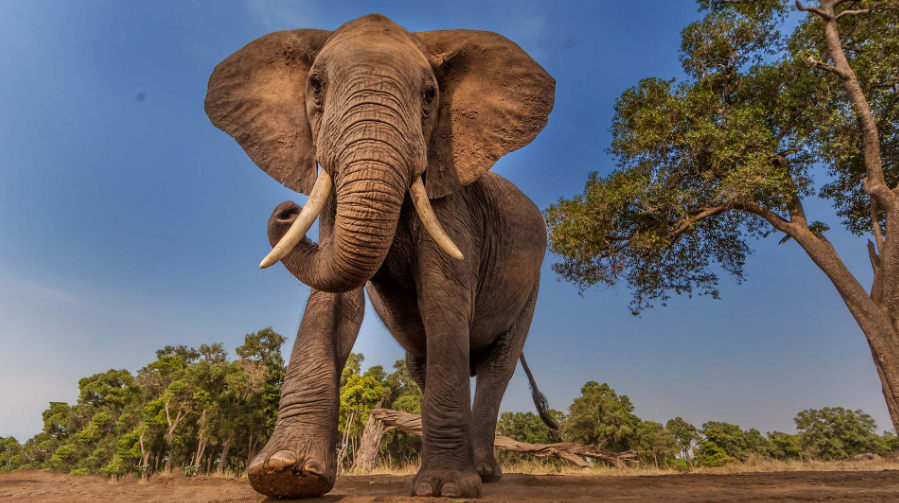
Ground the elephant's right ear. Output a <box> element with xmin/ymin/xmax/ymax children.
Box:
<box><xmin>205</xmin><ymin>29</ymin><xmax>331</xmax><ymax>195</ymax></box>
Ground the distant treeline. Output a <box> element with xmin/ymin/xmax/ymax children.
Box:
<box><xmin>0</xmin><ymin>329</ymin><xmax>895</xmax><ymax>476</ymax></box>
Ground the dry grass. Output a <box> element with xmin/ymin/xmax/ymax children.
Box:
<box><xmin>344</xmin><ymin>456</ymin><xmax>899</xmax><ymax>478</ymax></box>
<box><xmin>691</xmin><ymin>455</ymin><xmax>899</xmax><ymax>474</ymax></box>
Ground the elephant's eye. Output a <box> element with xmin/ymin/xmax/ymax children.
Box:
<box><xmin>310</xmin><ymin>76</ymin><xmax>323</xmax><ymax>95</ymax></box>
<box><xmin>423</xmin><ymin>86</ymin><xmax>436</xmax><ymax>105</ymax></box>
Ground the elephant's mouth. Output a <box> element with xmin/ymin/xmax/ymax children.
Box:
<box><xmin>259</xmin><ymin>169</ymin><xmax>463</xmax><ymax>270</ymax></box>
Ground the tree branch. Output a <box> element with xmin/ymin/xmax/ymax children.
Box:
<box><xmin>739</xmin><ymin>202</ymin><xmax>795</xmax><ymax>234</ymax></box>
<box><xmin>806</xmin><ymin>54</ymin><xmax>850</xmax><ymax>78</ymax></box>
<box><xmin>796</xmin><ymin>0</ymin><xmax>832</xmax><ymax>20</ymax></box>
<box><xmin>836</xmin><ymin>8</ymin><xmax>872</xmax><ymax>19</ymax></box>
<box><xmin>669</xmin><ymin>204</ymin><xmax>734</xmax><ymax>238</ymax></box>
<box><xmin>867</xmin><ymin>182</ymin><xmax>885</xmax><ymax>254</ymax></box>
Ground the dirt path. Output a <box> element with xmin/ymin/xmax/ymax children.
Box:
<box><xmin>2</xmin><ymin>469</ymin><xmax>899</xmax><ymax>502</ymax></box>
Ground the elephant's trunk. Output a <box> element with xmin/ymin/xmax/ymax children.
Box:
<box><xmin>276</xmin><ymin>100</ymin><xmax>411</xmax><ymax>292</ymax></box>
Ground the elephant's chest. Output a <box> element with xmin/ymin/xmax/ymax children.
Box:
<box><xmin>366</xmin><ymin>268</ymin><xmax>427</xmax><ymax>356</ymax></box>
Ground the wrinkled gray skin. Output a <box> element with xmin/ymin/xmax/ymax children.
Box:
<box><xmin>206</xmin><ymin>14</ymin><xmax>555</xmax><ymax>499</ymax></box>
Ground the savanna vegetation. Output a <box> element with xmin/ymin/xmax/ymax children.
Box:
<box><xmin>1</xmin><ymin>330</ymin><xmax>893</xmax><ymax>478</ymax></box>
<box><xmin>546</xmin><ymin>0</ymin><xmax>899</xmax><ymax>432</ymax></box>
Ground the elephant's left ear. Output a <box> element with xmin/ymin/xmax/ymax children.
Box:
<box><xmin>414</xmin><ymin>30</ymin><xmax>555</xmax><ymax>199</ymax></box>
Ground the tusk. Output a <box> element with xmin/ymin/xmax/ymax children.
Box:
<box><xmin>409</xmin><ymin>177</ymin><xmax>464</xmax><ymax>261</ymax></box>
<box><xmin>259</xmin><ymin>170</ymin><xmax>333</xmax><ymax>269</ymax></box>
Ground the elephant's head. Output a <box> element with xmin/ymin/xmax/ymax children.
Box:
<box><xmin>205</xmin><ymin>14</ymin><xmax>554</xmax><ymax>292</ymax></box>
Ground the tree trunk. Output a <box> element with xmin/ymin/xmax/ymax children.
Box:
<box><xmin>795</xmin><ymin>0</ymin><xmax>899</xmax><ymax>435</ymax></box>
<box><xmin>217</xmin><ymin>433</ymin><xmax>233</xmax><ymax>475</ymax></box>
<box><xmin>351</xmin><ymin>410</ymin><xmax>387</xmax><ymax>473</ymax></box>
<box><xmin>140</xmin><ymin>452</ymin><xmax>151</xmax><ymax>481</ymax></box>
<box><xmin>684</xmin><ymin>448</ymin><xmax>694</xmax><ymax>470</ymax></box>
<box><xmin>746</xmin><ymin>210</ymin><xmax>899</xmax><ymax>434</ymax></box>
<box><xmin>337</xmin><ymin>409</ymin><xmax>357</xmax><ymax>474</ymax></box>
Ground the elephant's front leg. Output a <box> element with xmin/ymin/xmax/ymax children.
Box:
<box><xmin>412</xmin><ymin>270</ymin><xmax>481</xmax><ymax>498</ymax></box>
<box><xmin>247</xmin><ymin>287</ymin><xmax>363</xmax><ymax>498</ymax></box>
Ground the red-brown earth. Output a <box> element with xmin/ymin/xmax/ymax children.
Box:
<box><xmin>2</xmin><ymin>469</ymin><xmax>898</xmax><ymax>502</ymax></box>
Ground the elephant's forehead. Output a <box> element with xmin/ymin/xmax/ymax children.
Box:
<box><xmin>324</xmin><ymin>14</ymin><xmax>427</xmax><ymax>68</ymax></box>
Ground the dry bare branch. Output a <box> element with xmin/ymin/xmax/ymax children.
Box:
<box><xmin>351</xmin><ymin>408</ymin><xmax>638</xmax><ymax>473</ymax></box>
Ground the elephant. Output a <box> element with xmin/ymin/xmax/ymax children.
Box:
<box><xmin>204</xmin><ymin>14</ymin><xmax>556</xmax><ymax>499</ymax></box>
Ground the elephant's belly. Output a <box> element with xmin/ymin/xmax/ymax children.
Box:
<box><xmin>365</xmin><ymin>281</ymin><xmax>428</xmax><ymax>356</ymax></box>
<box><xmin>365</xmin><ymin>273</ymin><xmax>534</xmax><ymax>358</ymax></box>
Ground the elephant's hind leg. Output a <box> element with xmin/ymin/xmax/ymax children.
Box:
<box><xmin>405</xmin><ymin>351</ymin><xmax>427</xmax><ymax>391</ymax></box>
<box><xmin>471</xmin><ymin>281</ymin><xmax>539</xmax><ymax>483</ymax></box>
<box><xmin>247</xmin><ymin>288</ymin><xmax>364</xmax><ymax>498</ymax></box>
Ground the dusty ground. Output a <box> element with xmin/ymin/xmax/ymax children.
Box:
<box><xmin>2</xmin><ymin>469</ymin><xmax>899</xmax><ymax>502</ymax></box>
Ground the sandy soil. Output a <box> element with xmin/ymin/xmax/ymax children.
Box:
<box><xmin>2</xmin><ymin>469</ymin><xmax>899</xmax><ymax>502</ymax></box>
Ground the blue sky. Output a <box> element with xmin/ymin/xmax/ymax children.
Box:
<box><xmin>0</xmin><ymin>0</ymin><xmax>888</xmax><ymax>441</ymax></box>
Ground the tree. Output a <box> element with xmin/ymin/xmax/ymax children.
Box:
<box><xmin>9</xmin><ymin>330</ymin><xmax>287</xmax><ymax>478</ymax></box>
<box><xmin>767</xmin><ymin>431</ymin><xmax>804</xmax><ymax>459</ymax></box>
<box><xmin>694</xmin><ymin>421</ymin><xmax>771</xmax><ymax>466</ymax></box>
<box><xmin>794</xmin><ymin>406</ymin><xmax>887</xmax><ymax>458</ymax></box>
<box><xmin>565</xmin><ymin>381</ymin><xmax>642</xmax><ymax>452</ymax></box>
<box><xmin>380</xmin><ymin>360</ymin><xmax>425</xmax><ymax>463</ymax></box>
<box><xmin>667</xmin><ymin>417</ymin><xmax>699</xmax><ymax>469</ymax></box>
<box><xmin>138</xmin><ymin>354</ymin><xmax>196</xmax><ymax>473</ymax></box>
<box><xmin>633</xmin><ymin>421</ymin><xmax>680</xmax><ymax>466</ymax></box>
<box><xmin>235</xmin><ymin>327</ymin><xmax>288</xmax><ymax>465</ymax></box>
<box><xmin>545</xmin><ymin>0</ymin><xmax>899</xmax><ymax>431</ymax></box>
<box><xmin>0</xmin><ymin>437</ymin><xmax>24</xmax><ymax>473</ymax></box>
<box><xmin>77</xmin><ymin>370</ymin><xmax>138</xmax><ymax>410</ymax></box>
<box><xmin>337</xmin><ymin>356</ymin><xmax>391</xmax><ymax>469</ymax></box>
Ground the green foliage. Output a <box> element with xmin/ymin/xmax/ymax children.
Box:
<box><xmin>16</xmin><ymin>337</ymin><xmax>897</xmax><ymax>477</ymax></box>
<box><xmin>545</xmin><ymin>0</ymin><xmax>898</xmax><ymax>314</ymax></box>
<box><xmin>54</xmin><ymin>445</ymin><xmax>74</xmax><ymax>461</ymax></box>
<box><xmin>565</xmin><ymin>381</ymin><xmax>641</xmax><ymax>452</ymax></box>
<box><xmin>78</xmin><ymin>370</ymin><xmax>138</xmax><ymax>409</ymax></box>
<box><xmin>794</xmin><ymin>407</ymin><xmax>887</xmax><ymax>459</ymax></box>
<box><xmin>666</xmin><ymin>417</ymin><xmax>699</xmax><ymax>454</ymax></box>
<box><xmin>695</xmin><ymin>421</ymin><xmax>771</xmax><ymax>465</ymax></box>
<box><xmin>0</xmin><ymin>437</ymin><xmax>24</xmax><ymax>474</ymax></box>
<box><xmin>15</xmin><ymin>329</ymin><xmax>288</xmax><ymax>477</ymax></box>
<box><xmin>884</xmin><ymin>431</ymin><xmax>899</xmax><ymax>453</ymax></box>
<box><xmin>498</xmin><ymin>411</ymin><xmax>566</xmax><ymax>445</ymax></box>
<box><xmin>634</xmin><ymin>420</ymin><xmax>679</xmax><ymax>466</ymax></box>
<box><xmin>495</xmin><ymin>410</ymin><xmax>566</xmax><ymax>464</ymax></box>
<box><xmin>767</xmin><ymin>431</ymin><xmax>803</xmax><ymax>460</ymax></box>
<box><xmin>339</xmin><ymin>360</ymin><xmax>392</xmax><ymax>438</ymax></box>
<box><xmin>336</xmin><ymin>356</ymin><xmax>425</xmax><ymax>468</ymax></box>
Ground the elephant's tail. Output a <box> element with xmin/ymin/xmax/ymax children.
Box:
<box><xmin>519</xmin><ymin>353</ymin><xmax>559</xmax><ymax>430</ymax></box>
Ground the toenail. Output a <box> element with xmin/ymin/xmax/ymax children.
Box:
<box><xmin>303</xmin><ymin>460</ymin><xmax>324</xmax><ymax>476</ymax></box>
<box><xmin>415</xmin><ymin>482</ymin><xmax>434</xmax><ymax>496</ymax></box>
<box><xmin>248</xmin><ymin>454</ymin><xmax>265</xmax><ymax>475</ymax></box>
<box><xmin>268</xmin><ymin>450</ymin><xmax>297</xmax><ymax>471</ymax></box>
<box><xmin>441</xmin><ymin>482</ymin><xmax>462</xmax><ymax>497</ymax></box>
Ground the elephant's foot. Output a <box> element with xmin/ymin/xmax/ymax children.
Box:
<box><xmin>247</xmin><ymin>421</ymin><xmax>336</xmax><ymax>498</ymax></box>
<box><xmin>474</xmin><ymin>447</ymin><xmax>502</xmax><ymax>483</ymax></box>
<box><xmin>411</xmin><ymin>466</ymin><xmax>481</xmax><ymax>498</ymax></box>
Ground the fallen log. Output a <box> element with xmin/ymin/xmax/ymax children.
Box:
<box><xmin>351</xmin><ymin>408</ymin><xmax>637</xmax><ymax>473</ymax></box>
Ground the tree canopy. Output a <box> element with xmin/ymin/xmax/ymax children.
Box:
<box><xmin>545</xmin><ymin>0</ymin><xmax>899</xmax><ymax>434</ymax></box>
